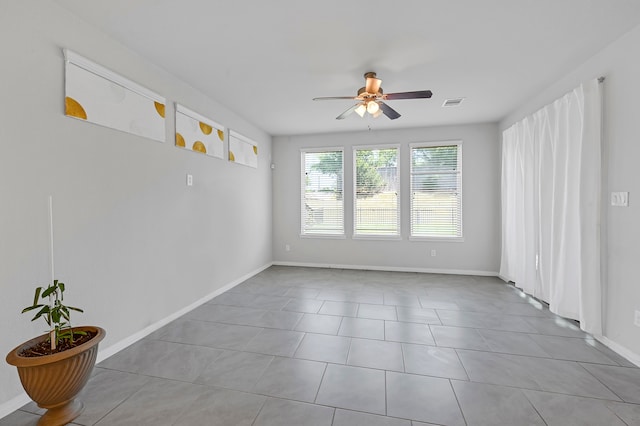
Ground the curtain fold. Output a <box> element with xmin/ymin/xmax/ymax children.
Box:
<box><xmin>500</xmin><ymin>79</ymin><xmax>602</xmax><ymax>335</ymax></box>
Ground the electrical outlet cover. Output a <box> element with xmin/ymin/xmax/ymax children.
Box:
<box><xmin>611</xmin><ymin>192</ymin><xmax>629</xmax><ymax>207</ymax></box>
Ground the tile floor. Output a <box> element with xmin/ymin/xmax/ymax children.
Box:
<box><xmin>3</xmin><ymin>266</ymin><xmax>640</xmax><ymax>425</ymax></box>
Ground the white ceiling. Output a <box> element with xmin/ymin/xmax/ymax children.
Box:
<box><xmin>53</xmin><ymin>0</ymin><xmax>640</xmax><ymax>136</ymax></box>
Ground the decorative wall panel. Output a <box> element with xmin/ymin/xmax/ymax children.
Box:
<box><xmin>175</xmin><ymin>104</ymin><xmax>224</xmax><ymax>158</ymax></box>
<box><xmin>229</xmin><ymin>130</ymin><xmax>258</xmax><ymax>168</ymax></box>
<box><xmin>64</xmin><ymin>49</ymin><xmax>166</xmax><ymax>142</ymax></box>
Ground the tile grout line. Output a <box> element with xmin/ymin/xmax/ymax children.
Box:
<box><xmin>448</xmin><ymin>378</ymin><xmax>469</xmax><ymax>426</ymax></box>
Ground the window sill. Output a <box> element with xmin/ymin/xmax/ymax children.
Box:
<box><xmin>352</xmin><ymin>234</ymin><xmax>402</xmax><ymax>241</ymax></box>
<box><xmin>409</xmin><ymin>236</ymin><xmax>465</xmax><ymax>242</ymax></box>
<box><xmin>300</xmin><ymin>233</ymin><xmax>347</xmax><ymax>240</ymax></box>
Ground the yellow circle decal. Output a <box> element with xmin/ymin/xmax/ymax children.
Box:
<box><xmin>193</xmin><ymin>141</ymin><xmax>207</xmax><ymax>154</ymax></box>
<box><xmin>199</xmin><ymin>122</ymin><xmax>213</xmax><ymax>135</ymax></box>
<box><xmin>176</xmin><ymin>133</ymin><xmax>185</xmax><ymax>147</ymax></box>
<box><xmin>154</xmin><ymin>101</ymin><xmax>165</xmax><ymax>118</ymax></box>
<box><xmin>229</xmin><ymin>151</ymin><xmax>235</xmax><ymax>161</ymax></box>
<box><xmin>217</xmin><ymin>129</ymin><xmax>224</xmax><ymax>141</ymax></box>
<box><xmin>65</xmin><ymin>97</ymin><xmax>87</xmax><ymax>120</ymax></box>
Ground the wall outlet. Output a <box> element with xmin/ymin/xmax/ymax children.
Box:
<box><xmin>186</xmin><ymin>174</ymin><xmax>193</xmax><ymax>186</ymax></box>
<box><xmin>285</xmin><ymin>244</ymin><xmax>291</xmax><ymax>252</ymax></box>
<box><xmin>634</xmin><ymin>310</ymin><xmax>640</xmax><ymax>327</ymax></box>
<box><xmin>430</xmin><ymin>249</ymin><xmax>437</xmax><ymax>257</ymax></box>
<box><xmin>611</xmin><ymin>191</ymin><xmax>629</xmax><ymax>207</ymax></box>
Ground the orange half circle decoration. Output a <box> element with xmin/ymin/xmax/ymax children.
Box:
<box><xmin>65</xmin><ymin>97</ymin><xmax>87</xmax><ymax>120</ymax></box>
<box><xmin>154</xmin><ymin>101</ymin><xmax>165</xmax><ymax>118</ymax></box>
<box><xmin>175</xmin><ymin>133</ymin><xmax>185</xmax><ymax>147</ymax></box>
<box><xmin>199</xmin><ymin>122</ymin><xmax>213</xmax><ymax>135</ymax></box>
<box><xmin>193</xmin><ymin>141</ymin><xmax>207</xmax><ymax>154</ymax></box>
<box><xmin>217</xmin><ymin>129</ymin><xmax>224</xmax><ymax>141</ymax></box>
<box><xmin>253</xmin><ymin>145</ymin><xmax>258</xmax><ymax>155</ymax></box>
<box><xmin>229</xmin><ymin>151</ymin><xmax>235</xmax><ymax>162</ymax></box>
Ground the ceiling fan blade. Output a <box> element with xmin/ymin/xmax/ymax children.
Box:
<box><xmin>384</xmin><ymin>90</ymin><xmax>433</xmax><ymax>100</ymax></box>
<box><xmin>365</xmin><ymin>77</ymin><xmax>382</xmax><ymax>94</ymax></box>
<box><xmin>313</xmin><ymin>96</ymin><xmax>358</xmax><ymax>101</ymax></box>
<box><xmin>379</xmin><ymin>102</ymin><xmax>401</xmax><ymax>120</ymax></box>
<box><xmin>336</xmin><ymin>104</ymin><xmax>361</xmax><ymax>120</ymax></box>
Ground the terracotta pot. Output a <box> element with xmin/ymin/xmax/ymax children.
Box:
<box><xmin>6</xmin><ymin>326</ymin><xmax>105</xmax><ymax>426</ymax></box>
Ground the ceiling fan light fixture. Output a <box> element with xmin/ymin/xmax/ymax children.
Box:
<box><xmin>355</xmin><ymin>103</ymin><xmax>367</xmax><ymax>117</ymax></box>
<box><xmin>312</xmin><ymin>71</ymin><xmax>433</xmax><ymax>121</ymax></box>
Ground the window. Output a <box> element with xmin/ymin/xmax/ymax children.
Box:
<box><xmin>353</xmin><ymin>146</ymin><xmax>400</xmax><ymax>237</ymax></box>
<box><xmin>410</xmin><ymin>142</ymin><xmax>462</xmax><ymax>239</ymax></box>
<box><xmin>301</xmin><ymin>149</ymin><xmax>344</xmax><ymax>236</ymax></box>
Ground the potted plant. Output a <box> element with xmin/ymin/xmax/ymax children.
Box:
<box><xmin>6</xmin><ymin>279</ymin><xmax>105</xmax><ymax>426</ymax></box>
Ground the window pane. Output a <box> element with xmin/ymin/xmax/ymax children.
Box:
<box><xmin>354</xmin><ymin>147</ymin><xmax>399</xmax><ymax>236</ymax></box>
<box><xmin>301</xmin><ymin>150</ymin><xmax>344</xmax><ymax>235</ymax></box>
<box><xmin>411</xmin><ymin>146</ymin><xmax>459</xmax><ymax>173</ymax></box>
<box><xmin>410</xmin><ymin>144</ymin><xmax>462</xmax><ymax>238</ymax></box>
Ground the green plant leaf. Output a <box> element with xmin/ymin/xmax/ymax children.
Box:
<box><xmin>21</xmin><ymin>304</ymin><xmax>44</xmax><ymax>313</ymax></box>
<box><xmin>61</xmin><ymin>307</ymin><xmax>70</xmax><ymax>321</ymax></box>
<box><xmin>31</xmin><ymin>305</ymin><xmax>50</xmax><ymax>322</ymax></box>
<box><xmin>67</xmin><ymin>306</ymin><xmax>84</xmax><ymax>313</ymax></box>
<box><xmin>32</xmin><ymin>287</ymin><xmax>42</xmax><ymax>306</ymax></box>
<box><xmin>41</xmin><ymin>285</ymin><xmax>56</xmax><ymax>298</ymax></box>
<box><xmin>51</xmin><ymin>309</ymin><xmax>61</xmax><ymax>324</ymax></box>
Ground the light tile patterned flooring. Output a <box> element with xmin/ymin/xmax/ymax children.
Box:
<box><xmin>4</xmin><ymin>266</ymin><xmax>640</xmax><ymax>425</ymax></box>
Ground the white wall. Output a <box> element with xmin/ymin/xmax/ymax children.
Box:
<box><xmin>501</xmin><ymin>25</ymin><xmax>640</xmax><ymax>359</ymax></box>
<box><xmin>272</xmin><ymin>123</ymin><xmax>500</xmax><ymax>274</ymax></box>
<box><xmin>0</xmin><ymin>1</ymin><xmax>272</xmax><ymax>412</ymax></box>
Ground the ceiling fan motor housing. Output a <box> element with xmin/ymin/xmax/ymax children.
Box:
<box><xmin>357</xmin><ymin>87</ymin><xmax>383</xmax><ymax>98</ymax></box>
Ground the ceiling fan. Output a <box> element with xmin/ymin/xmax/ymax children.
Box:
<box><xmin>313</xmin><ymin>72</ymin><xmax>433</xmax><ymax>120</ymax></box>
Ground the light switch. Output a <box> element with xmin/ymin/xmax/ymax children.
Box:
<box><xmin>611</xmin><ymin>192</ymin><xmax>628</xmax><ymax>207</ymax></box>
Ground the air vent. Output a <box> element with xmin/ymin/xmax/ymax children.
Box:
<box><xmin>442</xmin><ymin>98</ymin><xmax>465</xmax><ymax>107</ymax></box>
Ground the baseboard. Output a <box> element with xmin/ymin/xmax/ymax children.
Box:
<box><xmin>594</xmin><ymin>335</ymin><xmax>640</xmax><ymax>367</ymax></box>
<box><xmin>0</xmin><ymin>394</ymin><xmax>31</xmax><ymax>421</ymax></box>
<box><xmin>497</xmin><ymin>274</ymin><xmax>512</xmax><ymax>283</ymax></box>
<box><xmin>273</xmin><ymin>260</ymin><xmax>499</xmax><ymax>277</ymax></box>
<box><xmin>96</xmin><ymin>262</ymin><xmax>272</xmax><ymax>363</ymax></box>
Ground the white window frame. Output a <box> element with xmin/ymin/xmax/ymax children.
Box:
<box><xmin>352</xmin><ymin>144</ymin><xmax>401</xmax><ymax>240</ymax></box>
<box><xmin>409</xmin><ymin>141</ymin><xmax>464</xmax><ymax>241</ymax></box>
<box><xmin>300</xmin><ymin>147</ymin><xmax>345</xmax><ymax>238</ymax></box>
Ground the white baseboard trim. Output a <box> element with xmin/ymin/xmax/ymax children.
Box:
<box><xmin>0</xmin><ymin>394</ymin><xmax>31</xmax><ymax>421</ymax></box>
<box><xmin>273</xmin><ymin>260</ymin><xmax>498</xmax><ymax>277</ymax></box>
<box><xmin>97</xmin><ymin>262</ymin><xmax>272</xmax><ymax>364</ymax></box>
<box><xmin>594</xmin><ymin>335</ymin><xmax>640</xmax><ymax>367</ymax></box>
<box><xmin>497</xmin><ymin>274</ymin><xmax>512</xmax><ymax>283</ymax></box>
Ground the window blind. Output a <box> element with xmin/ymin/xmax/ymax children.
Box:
<box><xmin>354</xmin><ymin>146</ymin><xmax>399</xmax><ymax>236</ymax></box>
<box><xmin>410</xmin><ymin>143</ymin><xmax>462</xmax><ymax>238</ymax></box>
<box><xmin>301</xmin><ymin>149</ymin><xmax>344</xmax><ymax>236</ymax></box>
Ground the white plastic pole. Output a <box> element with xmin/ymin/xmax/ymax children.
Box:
<box><xmin>48</xmin><ymin>195</ymin><xmax>56</xmax><ymax>350</ymax></box>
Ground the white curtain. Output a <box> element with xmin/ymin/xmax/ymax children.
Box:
<box><xmin>500</xmin><ymin>79</ymin><xmax>602</xmax><ymax>335</ymax></box>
